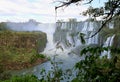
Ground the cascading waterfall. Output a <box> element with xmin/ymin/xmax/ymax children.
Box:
<box><xmin>6</xmin><ymin>20</ymin><xmax>104</xmax><ymax>81</ymax></box>
<box><xmin>81</xmin><ymin>21</ymin><xmax>100</xmax><ymax>45</ymax></box>
<box><xmin>101</xmin><ymin>35</ymin><xmax>115</xmax><ymax>58</ymax></box>
<box><xmin>54</xmin><ymin>21</ymin><xmax>101</xmax><ymax>48</ymax></box>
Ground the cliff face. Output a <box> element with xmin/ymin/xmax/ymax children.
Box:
<box><xmin>0</xmin><ymin>22</ymin><xmax>47</xmax><ymax>53</ymax></box>
<box><xmin>0</xmin><ymin>31</ymin><xmax>47</xmax><ymax>70</ymax></box>
<box><xmin>0</xmin><ymin>31</ymin><xmax>47</xmax><ymax>53</ymax></box>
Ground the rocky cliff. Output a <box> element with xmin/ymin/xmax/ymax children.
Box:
<box><xmin>0</xmin><ymin>31</ymin><xmax>47</xmax><ymax>70</ymax></box>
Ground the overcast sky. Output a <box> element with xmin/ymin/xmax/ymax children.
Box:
<box><xmin>0</xmin><ymin>0</ymin><xmax>105</xmax><ymax>23</ymax></box>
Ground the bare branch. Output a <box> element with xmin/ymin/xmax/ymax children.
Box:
<box><xmin>55</xmin><ymin>0</ymin><xmax>120</xmax><ymax>39</ymax></box>
<box><xmin>86</xmin><ymin>0</ymin><xmax>120</xmax><ymax>39</ymax></box>
<box><xmin>55</xmin><ymin>2</ymin><xmax>70</xmax><ymax>10</ymax></box>
<box><xmin>84</xmin><ymin>0</ymin><xmax>93</xmax><ymax>4</ymax></box>
<box><xmin>55</xmin><ymin>0</ymin><xmax>83</xmax><ymax>10</ymax></box>
<box><xmin>86</xmin><ymin>16</ymin><xmax>113</xmax><ymax>39</ymax></box>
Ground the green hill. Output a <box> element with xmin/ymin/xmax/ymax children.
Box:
<box><xmin>0</xmin><ymin>31</ymin><xmax>47</xmax><ymax>70</ymax></box>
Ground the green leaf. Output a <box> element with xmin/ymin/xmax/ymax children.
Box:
<box><xmin>72</xmin><ymin>78</ymin><xmax>80</xmax><ymax>82</ymax></box>
<box><xmin>80</xmin><ymin>48</ymin><xmax>87</xmax><ymax>55</ymax></box>
<box><xmin>79</xmin><ymin>33</ymin><xmax>86</xmax><ymax>44</ymax></box>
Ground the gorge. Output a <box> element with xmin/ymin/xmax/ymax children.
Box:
<box><xmin>2</xmin><ymin>19</ymin><xmax>117</xmax><ymax>81</ymax></box>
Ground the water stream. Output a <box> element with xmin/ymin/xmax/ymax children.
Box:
<box><xmin>101</xmin><ymin>35</ymin><xmax>115</xmax><ymax>58</ymax></box>
<box><xmin>6</xmin><ymin>21</ymin><xmax>115</xmax><ymax>81</ymax></box>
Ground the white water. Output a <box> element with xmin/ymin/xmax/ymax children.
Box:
<box><xmin>24</xmin><ymin>23</ymin><xmax>80</xmax><ymax>82</ymax></box>
<box><xmin>34</xmin><ymin>21</ymin><xmax>101</xmax><ymax>80</ymax></box>
<box><xmin>7</xmin><ymin>23</ymin><xmax>80</xmax><ymax>82</ymax></box>
<box><xmin>6</xmin><ymin>21</ymin><xmax>103</xmax><ymax>81</ymax></box>
<box><xmin>101</xmin><ymin>35</ymin><xmax>115</xmax><ymax>58</ymax></box>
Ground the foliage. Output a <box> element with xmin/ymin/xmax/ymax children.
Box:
<box><xmin>82</xmin><ymin>6</ymin><xmax>104</xmax><ymax>18</ymax></box>
<box><xmin>39</xmin><ymin>0</ymin><xmax>120</xmax><ymax>81</ymax></box>
<box><xmin>72</xmin><ymin>46</ymin><xmax>120</xmax><ymax>82</ymax></box>
<box><xmin>0</xmin><ymin>75</ymin><xmax>40</xmax><ymax>82</ymax></box>
<box><xmin>78</xmin><ymin>32</ymin><xmax>86</xmax><ymax>44</ymax></box>
<box><xmin>30</xmin><ymin>54</ymin><xmax>46</xmax><ymax>64</ymax></box>
<box><xmin>39</xmin><ymin>55</ymin><xmax>73</xmax><ymax>82</ymax></box>
<box><xmin>0</xmin><ymin>31</ymin><xmax>47</xmax><ymax>70</ymax></box>
<box><xmin>1</xmin><ymin>55</ymin><xmax>72</xmax><ymax>82</ymax></box>
<box><xmin>56</xmin><ymin>0</ymin><xmax>120</xmax><ymax>18</ymax></box>
<box><xmin>100</xmin><ymin>16</ymin><xmax>120</xmax><ymax>49</ymax></box>
<box><xmin>1</xmin><ymin>0</ymin><xmax>120</xmax><ymax>82</ymax></box>
<box><xmin>0</xmin><ymin>22</ymin><xmax>9</xmax><ymax>31</ymax></box>
<box><xmin>56</xmin><ymin>0</ymin><xmax>120</xmax><ymax>38</ymax></box>
<box><xmin>0</xmin><ymin>65</ymin><xmax>11</xmax><ymax>81</ymax></box>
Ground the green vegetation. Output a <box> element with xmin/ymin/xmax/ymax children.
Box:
<box><xmin>0</xmin><ymin>65</ymin><xmax>11</xmax><ymax>81</ymax></box>
<box><xmin>1</xmin><ymin>0</ymin><xmax>120</xmax><ymax>82</ymax></box>
<box><xmin>0</xmin><ymin>31</ymin><xmax>47</xmax><ymax>70</ymax></box>
<box><xmin>0</xmin><ymin>75</ymin><xmax>39</xmax><ymax>82</ymax></box>
<box><xmin>37</xmin><ymin>0</ymin><xmax>120</xmax><ymax>80</ymax></box>
<box><xmin>99</xmin><ymin>16</ymin><xmax>120</xmax><ymax>54</ymax></box>
<box><xmin>0</xmin><ymin>22</ymin><xmax>9</xmax><ymax>31</ymax></box>
<box><xmin>73</xmin><ymin>46</ymin><xmax>120</xmax><ymax>82</ymax></box>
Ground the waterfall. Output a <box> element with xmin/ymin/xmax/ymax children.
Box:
<box><xmin>37</xmin><ymin>23</ymin><xmax>56</xmax><ymax>55</ymax></box>
<box><xmin>108</xmin><ymin>21</ymin><xmax>114</xmax><ymax>29</ymax></box>
<box><xmin>81</xmin><ymin>21</ymin><xmax>101</xmax><ymax>45</ymax></box>
<box><xmin>53</xmin><ymin>21</ymin><xmax>101</xmax><ymax>50</ymax></box>
<box><xmin>6</xmin><ymin>21</ymin><xmax>104</xmax><ymax>82</ymax></box>
<box><xmin>33</xmin><ymin>23</ymin><xmax>81</xmax><ymax>82</ymax></box>
<box><xmin>101</xmin><ymin>35</ymin><xmax>115</xmax><ymax>58</ymax></box>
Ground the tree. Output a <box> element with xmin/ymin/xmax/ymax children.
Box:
<box><xmin>100</xmin><ymin>16</ymin><xmax>120</xmax><ymax>49</ymax></box>
<box><xmin>54</xmin><ymin>0</ymin><xmax>120</xmax><ymax>82</ymax></box>
<box><xmin>55</xmin><ymin>0</ymin><xmax>120</xmax><ymax>38</ymax></box>
<box><xmin>0</xmin><ymin>22</ymin><xmax>9</xmax><ymax>31</ymax></box>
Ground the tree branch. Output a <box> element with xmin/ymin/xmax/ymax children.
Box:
<box><xmin>84</xmin><ymin>0</ymin><xmax>93</xmax><ymax>4</ymax></box>
<box><xmin>86</xmin><ymin>0</ymin><xmax>120</xmax><ymax>39</ymax></box>
<box><xmin>55</xmin><ymin>0</ymin><xmax>120</xmax><ymax>39</ymax></box>
<box><xmin>85</xmin><ymin>16</ymin><xmax>113</xmax><ymax>39</ymax></box>
<box><xmin>55</xmin><ymin>0</ymin><xmax>83</xmax><ymax>10</ymax></box>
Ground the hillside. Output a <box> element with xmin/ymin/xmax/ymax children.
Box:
<box><xmin>0</xmin><ymin>31</ymin><xmax>47</xmax><ymax>70</ymax></box>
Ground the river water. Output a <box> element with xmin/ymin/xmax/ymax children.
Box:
<box><xmin>7</xmin><ymin>21</ymin><xmax>115</xmax><ymax>81</ymax></box>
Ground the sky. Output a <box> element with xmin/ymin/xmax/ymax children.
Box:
<box><xmin>0</xmin><ymin>0</ymin><xmax>106</xmax><ymax>23</ymax></box>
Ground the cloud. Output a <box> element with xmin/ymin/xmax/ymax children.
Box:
<box><xmin>0</xmin><ymin>0</ymin><xmax>88</xmax><ymax>23</ymax></box>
